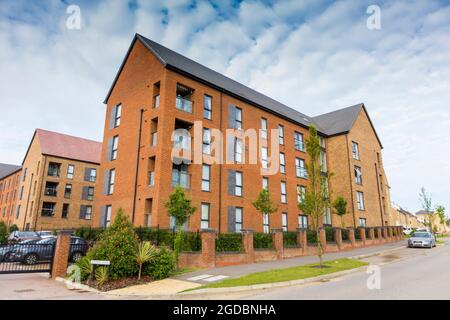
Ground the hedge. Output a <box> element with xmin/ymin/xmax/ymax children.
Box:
<box><xmin>365</xmin><ymin>227</ymin><xmax>371</xmax><ymax>239</ymax></box>
<box><xmin>283</xmin><ymin>232</ymin><xmax>298</xmax><ymax>248</ymax></box>
<box><xmin>253</xmin><ymin>233</ymin><xmax>273</xmax><ymax>249</ymax></box>
<box><xmin>216</xmin><ymin>233</ymin><xmax>242</xmax><ymax>252</ymax></box>
<box><xmin>325</xmin><ymin>227</ymin><xmax>335</xmax><ymax>242</ymax></box>
<box><xmin>341</xmin><ymin>228</ymin><xmax>350</xmax><ymax>241</ymax></box>
<box><xmin>306</xmin><ymin>229</ymin><xmax>317</xmax><ymax>244</ymax></box>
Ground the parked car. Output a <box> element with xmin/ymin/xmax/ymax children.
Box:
<box><xmin>407</xmin><ymin>231</ymin><xmax>436</xmax><ymax>248</ymax></box>
<box><xmin>8</xmin><ymin>231</ymin><xmax>41</xmax><ymax>243</ymax></box>
<box><xmin>0</xmin><ymin>239</ymin><xmax>40</xmax><ymax>262</ymax></box>
<box><xmin>11</xmin><ymin>236</ymin><xmax>88</xmax><ymax>265</ymax></box>
<box><xmin>36</xmin><ymin>231</ymin><xmax>54</xmax><ymax>237</ymax></box>
<box><xmin>403</xmin><ymin>226</ymin><xmax>413</xmax><ymax>235</ymax></box>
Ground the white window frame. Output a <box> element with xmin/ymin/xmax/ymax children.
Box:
<box><xmin>201</xmin><ymin>203</ymin><xmax>210</xmax><ymax>229</ymax></box>
<box><xmin>203</xmin><ymin>128</ymin><xmax>211</xmax><ymax>155</ymax></box>
<box><xmin>112</xmin><ymin>135</ymin><xmax>119</xmax><ymax>160</ymax></box>
<box><xmin>263</xmin><ymin>213</ymin><xmax>270</xmax><ymax>234</ymax></box>
<box><xmin>352</xmin><ymin>141</ymin><xmax>360</xmax><ymax>160</ymax></box>
<box><xmin>235</xmin><ymin>171</ymin><xmax>243</xmax><ymax>196</ymax></box>
<box><xmin>235</xmin><ymin>107</ymin><xmax>242</xmax><ymax>129</ymax></box>
<box><xmin>282</xmin><ymin>212</ymin><xmax>288</xmax><ymax>232</ymax></box>
<box><xmin>114</xmin><ymin>104</ymin><xmax>122</xmax><ymax>127</ymax></box>
<box><xmin>108</xmin><ymin>169</ymin><xmax>116</xmax><ymax>195</ymax></box>
<box><xmin>294</xmin><ymin>131</ymin><xmax>304</xmax><ymax>151</ymax></box>
<box><xmin>357</xmin><ymin>191</ymin><xmax>365</xmax><ymax>210</ymax></box>
<box><xmin>278</xmin><ymin>125</ymin><xmax>284</xmax><ymax>145</ymax></box>
<box><xmin>279</xmin><ymin>153</ymin><xmax>286</xmax><ymax>174</ymax></box>
<box><xmin>261</xmin><ymin>118</ymin><xmax>267</xmax><ymax>139</ymax></box>
<box><xmin>105</xmin><ymin>205</ymin><xmax>112</xmax><ymax>227</ymax></box>
<box><xmin>67</xmin><ymin>165</ymin><xmax>74</xmax><ymax>180</ymax></box>
<box><xmin>236</xmin><ymin>207</ymin><xmax>243</xmax><ymax>233</ymax></box>
<box><xmin>202</xmin><ymin>165</ymin><xmax>210</xmax><ymax>192</ymax></box>
<box><xmin>296</xmin><ymin>158</ymin><xmax>306</xmax><ymax>178</ymax></box>
<box><xmin>204</xmin><ymin>95</ymin><xmax>212</xmax><ymax>120</ymax></box>
<box><xmin>355</xmin><ymin>166</ymin><xmax>362</xmax><ymax>185</ymax></box>
<box><xmin>298</xmin><ymin>215</ymin><xmax>308</xmax><ymax>229</ymax></box>
<box><xmin>281</xmin><ymin>181</ymin><xmax>287</xmax><ymax>204</ymax></box>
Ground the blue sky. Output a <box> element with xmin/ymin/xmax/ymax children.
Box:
<box><xmin>0</xmin><ymin>0</ymin><xmax>449</xmax><ymax>214</ymax></box>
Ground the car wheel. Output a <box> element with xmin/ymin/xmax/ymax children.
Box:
<box><xmin>71</xmin><ymin>252</ymin><xmax>83</xmax><ymax>263</ymax></box>
<box><xmin>24</xmin><ymin>253</ymin><xmax>38</xmax><ymax>265</ymax></box>
<box><xmin>4</xmin><ymin>253</ymin><xmax>12</xmax><ymax>261</ymax></box>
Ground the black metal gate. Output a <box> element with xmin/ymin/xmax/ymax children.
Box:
<box><xmin>0</xmin><ymin>242</ymin><xmax>55</xmax><ymax>274</ymax></box>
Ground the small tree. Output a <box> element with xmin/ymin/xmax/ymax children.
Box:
<box><xmin>435</xmin><ymin>205</ymin><xmax>446</xmax><ymax>225</ymax></box>
<box><xmin>0</xmin><ymin>221</ymin><xmax>8</xmax><ymax>245</ymax></box>
<box><xmin>332</xmin><ymin>196</ymin><xmax>347</xmax><ymax>228</ymax></box>
<box><xmin>252</xmin><ymin>188</ymin><xmax>278</xmax><ymax>233</ymax></box>
<box><xmin>419</xmin><ymin>187</ymin><xmax>435</xmax><ymax>233</ymax></box>
<box><xmin>298</xmin><ymin>125</ymin><xmax>332</xmax><ymax>267</ymax></box>
<box><xmin>165</xmin><ymin>186</ymin><xmax>196</xmax><ymax>262</ymax></box>
<box><xmin>135</xmin><ymin>241</ymin><xmax>157</xmax><ymax>280</ymax></box>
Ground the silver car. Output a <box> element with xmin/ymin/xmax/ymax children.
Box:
<box><xmin>407</xmin><ymin>231</ymin><xmax>436</xmax><ymax>248</ymax></box>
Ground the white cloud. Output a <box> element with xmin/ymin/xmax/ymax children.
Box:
<box><xmin>0</xmin><ymin>0</ymin><xmax>449</xmax><ymax>213</ymax></box>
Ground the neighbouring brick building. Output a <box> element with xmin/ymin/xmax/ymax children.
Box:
<box><xmin>12</xmin><ymin>129</ymin><xmax>102</xmax><ymax>231</ymax></box>
<box><xmin>93</xmin><ymin>33</ymin><xmax>394</xmax><ymax>233</ymax></box>
<box><xmin>0</xmin><ymin>163</ymin><xmax>22</xmax><ymax>226</ymax></box>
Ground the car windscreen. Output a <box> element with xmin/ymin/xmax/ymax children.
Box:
<box><xmin>19</xmin><ymin>232</ymin><xmax>38</xmax><ymax>237</ymax></box>
<box><xmin>412</xmin><ymin>232</ymin><xmax>430</xmax><ymax>238</ymax></box>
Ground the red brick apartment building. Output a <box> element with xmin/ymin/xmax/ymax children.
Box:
<box><xmin>7</xmin><ymin>129</ymin><xmax>102</xmax><ymax>231</ymax></box>
<box><xmin>0</xmin><ymin>164</ymin><xmax>22</xmax><ymax>226</ymax></box>
<box><xmin>93</xmin><ymin>34</ymin><xmax>393</xmax><ymax>233</ymax></box>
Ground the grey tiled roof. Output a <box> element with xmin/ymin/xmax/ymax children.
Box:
<box><xmin>0</xmin><ymin>163</ymin><xmax>21</xmax><ymax>180</ymax></box>
<box><xmin>105</xmin><ymin>34</ymin><xmax>381</xmax><ymax>144</ymax></box>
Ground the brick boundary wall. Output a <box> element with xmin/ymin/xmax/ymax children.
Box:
<box><xmin>178</xmin><ymin>226</ymin><xmax>404</xmax><ymax>269</ymax></box>
<box><xmin>51</xmin><ymin>230</ymin><xmax>72</xmax><ymax>279</ymax></box>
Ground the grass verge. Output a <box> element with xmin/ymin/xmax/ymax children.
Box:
<box><xmin>190</xmin><ymin>258</ymin><xmax>368</xmax><ymax>290</ymax></box>
<box><xmin>171</xmin><ymin>268</ymin><xmax>198</xmax><ymax>277</ymax></box>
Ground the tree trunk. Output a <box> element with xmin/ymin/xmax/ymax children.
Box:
<box><xmin>316</xmin><ymin>229</ymin><xmax>323</xmax><ymax>267</ymax></box>
<box><xmin>138</xmin><ymin>265</ymin><xmax>142</xmax><ymax>281</ymax></box>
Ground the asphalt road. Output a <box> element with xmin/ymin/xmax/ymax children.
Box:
<box><xmin>209</xmin><ymin>238</ymin><xmax>450</xmax><ymax>300</ymax></box>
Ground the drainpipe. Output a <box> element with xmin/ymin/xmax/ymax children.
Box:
<box><xmin>218</xmin><ymin>91</ymin><xmax>223</xmax><ymax>234</ymax></box>
<box><xmin>131</xmin><ymin>108</ymin><xmax>144</xmax><ymax>224</ymax></box>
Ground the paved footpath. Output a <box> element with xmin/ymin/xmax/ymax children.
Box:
<box><xmin>176</xmin><ymin>240</ymin><xmax>406</xmax><ymax>285</ymax></box>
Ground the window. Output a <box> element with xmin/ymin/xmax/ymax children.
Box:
<box><xmin>235</xmin><ymin>171</ymin><xmax>243</xmax><ymax>196</ymax></box>
<box><xmin>297</xmin><ymin>185</ymin><xmax>306</xmax><ymax>204</ymax></box>
<box><xmin>320</xmin><ymin>150</ymin><xmax>327</xmax><ymax>172</ymax></box>
<box><xmin>281</xmin><ymin>181</ymin><xmax>287</xmax><ymax>203</ymax></box>
<box><xmin>87</xmin><ymin>187</ymin><xmax>94</xmax><ymax>201</ymax></box>
<box><xmin>19</xmin><ymin>186</ymin><xmax>24</xmax><ymax>201</ymax></box>
<box><xmin>84</xmin><ymin>206</ymin><xmax>92</xmax><ymax>220</ymax></box>
<box><xmin>234</xmin><ymin>207</ymin><xmax>243</xmax><ymax>232</ymax></box>
<box><xmin>64</xmin><ymin>184</ymin><xmax>72</xmax><ymax>199</ymax></box>
<box><xmin>22</xmin><ymin>168</ymin><xmax>27</xmax><ymax>182</ymax></box>
<box><xmin>262</xmin><ymin>177</ymin><xmax>269</xmax><ymax>190</ymax></box>
<box><xmin>62</xmin><ymin>204</ymin><xmax>69</xmax><ymax>219</ymax></box>
<box><xmin>359</xmin><ymin>218</ymin><xmax>367</xmax><ymax>227</ymax></box>
<box><xmin>202</xmin><ymin>165</ymin><xmax>210</xmax><ymax>192</ymax></box>
<box><xmin>16</xmin><ymin>204</ymin><xmax>20</xmax><ymax>219</ymax></box>
<box><xmin>294</xmin><ymin>131</ymin><xmax>304</xmax><ymax>151</ymax></box>
<box><xmin>263</xmin><ymin>213</ymin><xmax>270</xmax><ymax>234</ymax></box>
<box><xmin>111</xmin><ymin>135</ymin><xmax>119</xmax><ymax>160</ymax></box>
<box><xmin>67</xmin><ymin>165</ymin><xmax>74</xmax><ymax>179</ymax></box>
<box><xmin>204</xmin><ymin>95</ymin><xmax>212</xmax><ymax>119</ymax></box>
<box><xmin>108</xmin><ymin>169</ymin><xmax>116</xmax><ymax>195</ymax></box>
<box><xmin>282</xmin><ymin>213</ymin><xmax>288</xmax><ymax>232</ymax></box>
<box><xmin>105</xmin><ymin>205</ymin><xmax>112</xmax><ymax>227</ymax></box>
<box><xmin>261</xmin><ymin>118</ymin><xmax>267</xmax><ymax>139</ymax></box>
<box><xmin>279</xmin><ymin>153</ymin><xmax>286</xmax><ymax>174</ymax></box>
<box><xmin>114</xmin><ymin>104</ymin><xmax>122</xmax><ymax>127</ymax></box>
<box><xmin>352</xmin><ymin>141</ymin><xmax>360</xmax><ymax>160</ymax></box>
<box><xmin>278</xmin><ymin>125</ymin><xmax>284</xmax><ymax>144</ymax></box>
<box><xmin>234</xmin><ymin>138</ymin><xmax>243</xmax><ymax>163</ymax></box>
<box><xmin>356</xmin><ymin>191</ymin><xmax>365</xmax><ymax>210</ymax></box>
<box><xmin>44</xmin><ymin>181</ymin><xmax>58</xmax><ymax>197</ymax></box>
<box><xmin>48</xmin><ymin>162</ymin><xmax>61</xmax><ymax>177</ymax></box>
<box><xmin>322</xmin><ymin>207</ymin><xmax>332</xmax><ymax>226</ymax></box>
<box><xmin>298</xmin><ymin>215</ymin><xmax>308</xmax><ymax>229</ymax></box>
<box><xmin>201</xmin><ymin>203</ymin><xmax>210</xmax><ymax>229</ymax></box>
<box><xmin>203</xmin><ymin>128</ymin><xmax>211</xmax><ymax>154</ymax></box>
<box><xmin>89</xmin><ymin>168</ymin><xmax>97</xmax><ymax>182</ymax></box>
<box><xmin>261</xmin><ymin>147</ymin><xmax>268</xmax><ymax>169</ymax></box>
<box><xmin>354</xmin><ymin>166</ymin><xmax>362</xmax><ymax>185</ymax></box>
<box><xmin>41</xmin><ymin>202</ymin><xmax>56</xmax><ymax>217</ymax></box>
<box><xmin>235</xmin><ymin>107</ymin><xmax>242</xmax><ymax>129</ymax></box>
<box><xmin>296</xmin><ymin>158</ymin><xmax>307</xmax><ymax>178</ymax></box>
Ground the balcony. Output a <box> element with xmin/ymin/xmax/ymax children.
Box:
<box><xmin>172</xmin><ymin>170</ymin><xmax>190</xmax><ymax>189</ymax></box>
<box><xmin>176</xmin><ymin>96</ymin><xmax>193</xmax><ymax>113</ymax></box>
<box><xmin>44</xmin><ymin>187</ymin><xmax>57</xmax><ymax>197</ymax></box>
<box><xmin>148</xmin><ymin>171</ymin><xmax>155</xmax><ymax>187</ymax></box>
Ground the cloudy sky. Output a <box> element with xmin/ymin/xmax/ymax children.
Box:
<box><xmin>0</xmin><ymin>0</ymin><xmax>449</xmax><ymax>213</ymax></box>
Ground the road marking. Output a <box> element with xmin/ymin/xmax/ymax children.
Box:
<box><xmin>187</xmin><ymin>274</ymin><xmax>214</xmax><ymax>281</ymax></box>
<box><xmin>203</xmin><ymin>275</ymin><xmax>229</xmax><ymax>282</ymax></box>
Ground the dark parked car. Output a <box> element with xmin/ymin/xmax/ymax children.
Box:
<box><xmin>0</xmin><ymin>239</ymin><xmax>39</xmax><ymax>262</ymax></box>
<box><xmin>8</xmin><ymin>231</ymin><xmax>41</xmax><ymax>243</ymax></box>
<box><xmin>11</xmin><ymin>236</ymin><xmax>88</xmax><ymax>265</ymax></box>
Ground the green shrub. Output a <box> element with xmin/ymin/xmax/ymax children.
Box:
<box><xmin>341</xmin><ymin>228</ymin><xmax>350</xmax><ymax>241</ymax></box>
<box><xmin>8</xmin><ymin>224</ymin><xmax>19</xmax><ymax>233</ymax></box>
<box><xmin>365</xmin><ymin>228</ymin><xmax>371</xmax><ymax>239</ymax></box>
<box><xmin>283</xmin><ymin>232</ymin><xmax>298</xmax><ymax>247</ymax></box>
<box><xmin>0</xmin><ymin>221</ymin><xmax>7</xmax><ymax>245</ymax></box>
<box><xmin>73</xmin><ymin>251</ymin><xmax>94</xmax><ymax>281</ymax></box>
<box><xmin>142</xmin><ymin>247</ymin><xmax>176</xmax><ymax>280</ymax></box>
<box><xmin>324</xmin><ymin>227</ymin><xmax>334</xmax><ymax>242</ymax></box>
<box><xmin>90</xmin><ymin>209</ymin><xmax>138</xmax><ymax>280</ymax></box>
<box><xmin>253</xmin><ymin>233</ymin><xmax>273</xmax><ymax>249</ymax></box>
<box><xmin>181</xmin><ymin>232</ymin><xmax>201</xmax><ymax>252</ymax></box>
<box><xmin>306</xmin><ymin>229</ymin><xmax>318</xmax><ymax>244</ymax></box>
<box><xmin>216</xmin><ymin>233</ymin><xmax>242</xmax><ymax>252</ymax></box>
<box><xmin>74</xmin><ymin>227</ymin><xmax>104</xmax><ymax>241</ymax></box>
